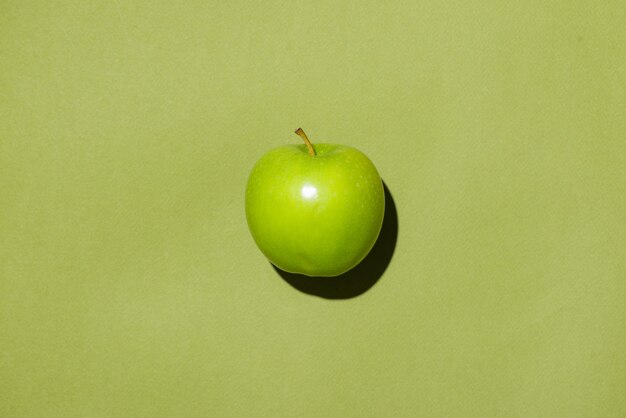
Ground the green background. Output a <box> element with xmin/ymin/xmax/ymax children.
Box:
<box><xmin>1</xmin><ymin>1</ymin><xmax>625</xmax><ymax>416</ymax></box>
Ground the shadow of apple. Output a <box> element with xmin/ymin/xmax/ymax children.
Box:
<box><xmin>273</xmin><ymin>181</ymin><xmax>398</xmax><ymax>299</ymax></box>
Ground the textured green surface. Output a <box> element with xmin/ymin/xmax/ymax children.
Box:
<box><xmin>1</xmin><ymin>1</ymin><xmax>625</xmax><ymax>417</ymax></box>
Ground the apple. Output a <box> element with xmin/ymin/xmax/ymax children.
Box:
<box><xmin>245</xmin><ymin>128</ymin><xmax>385</xmax><ymax>277</ymax></box>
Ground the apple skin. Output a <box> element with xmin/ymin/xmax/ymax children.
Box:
<box><xmin>245</xmin><ymin>143</ymin><xmax>385</xmax><ymax>277</ymax></box>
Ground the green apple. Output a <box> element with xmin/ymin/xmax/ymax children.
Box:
<box><xmin>245</xmin><ymin>128</ymin><xmax>385</xmax><ymax>277</ymax></box>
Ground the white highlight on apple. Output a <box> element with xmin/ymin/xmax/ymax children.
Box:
<box><xmin>301</xmin><ymin>184</ymin><xmax>318</xmax><ymax>200</ymax></box>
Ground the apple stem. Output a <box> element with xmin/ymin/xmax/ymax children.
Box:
<box><xmin>295</xmin><ymin>128</ymin><xmax>316</xmax><ymax>157</ymax></box>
